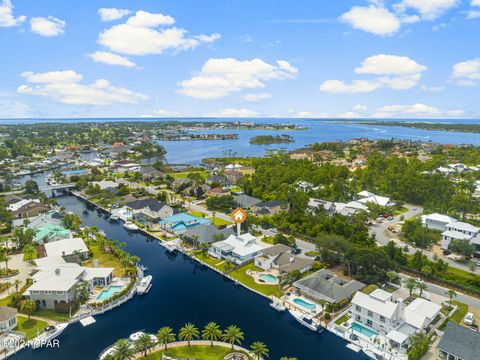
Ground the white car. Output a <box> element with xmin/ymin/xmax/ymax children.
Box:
<box><xmin>464</xmin><ymin>312</ymin><xmax>474</xmax><ymax>326</ymax></box>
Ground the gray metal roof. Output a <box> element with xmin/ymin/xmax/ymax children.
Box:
<box><xmin>183</xmin><ymin>224</ymin><xmax>234</xmax><ymax>244</ymax></box>
<box><xmin>437</xmin><ymin>322</ymin><xmax>480</xmax><ymax>360</ymax></box>
<box><xmin>234</xmin><ymin>194</ymin><xmax>262</xmax><ymax>208</ymax></box>
<box><xmin>294</xmin><ymin>269</ymin><xmax>365</xmax><ymax>303</ymax></box>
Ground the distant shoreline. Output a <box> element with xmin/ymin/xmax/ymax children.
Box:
<box><xmin>336</xmin><ymin>120</ymin><xmax>480</xmax><ymax>133</ymax></box>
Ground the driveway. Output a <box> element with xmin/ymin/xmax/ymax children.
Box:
<box><xmin>0</xmin><ymin>253</ymin><xmax>34</xmax><ymax>299</ymax></box>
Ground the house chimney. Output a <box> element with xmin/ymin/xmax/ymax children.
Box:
<box><xmin>62</xmin><ymin>251</ymin><xmax>65</xmax><ymax>257</ymax></box>
<box><xmin>55</xmin><ymin>268</ymin><xmax>60</xmax><ymax>276</ymax></box>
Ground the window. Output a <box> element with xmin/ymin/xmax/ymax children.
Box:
<box><xmin>56</xmin><ymin>291</ymin><xmax>64</xmax><ymax>295</ymax></box>
<box><xmin>380</xmin><ymin>316</ymin><xmax>385</xmax><ymax>323</ymax></box>
<box><xmin>367</xmin><ymin>310</ymin><xmax>373</xmax><ymax>317</ymax></box>
<box><xmin>355</xmin><ymin>305</ymin><xmax>361</xmax><ymax>312</ymax></box>
<box><xmin>45</xmin><ymin>291</ymin><xmax>52</xmax><ymax>295</ymax></box>
<box><xmin>367</xmin><ymin>319</ymin><xmax>373</xmax><ymax>326</ymax></box>
<box><xmin>355</xmin><ymin>315</ymin><xmax>361</xmax><ymax>321</ymax></box>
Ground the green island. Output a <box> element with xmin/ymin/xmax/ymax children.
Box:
<box><xmin>249</xmin><ymin>134</ymin><xmax>295</xmax><ymax>145</ymax></box>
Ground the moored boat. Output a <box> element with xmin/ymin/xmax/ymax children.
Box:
<box><xmin>270</xmin><ymin>301</ymin><xmax>286</xmax><ymax>312</ymax></box>
<box><xmin>109</xmin><ymin>214</ymin><xmax>119</xmax><ymax>221</ymax></box>
<box><xmin>123</xmin><ymin>222</ymin><xmax>139</xmax><ymax>231</ymax></box>
<box><xmin>31</xmin><ymin>323</ymin><xmax>69</xmax><ymax>348</ymax></box>
<box><xmin>137</xmin><ymin>275</ymin><xmax>152</xmax><ymax>294</ymax></box>
<box><xmin>288</xmin><ymin>310</ymin><xmax>321</xmax><ymax>331</ymax></box>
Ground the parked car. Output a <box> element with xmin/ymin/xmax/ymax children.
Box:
<box><xmin>443</xmin><ymin>249</ymin><xmax>451</xmax><ymax>256</ymax></box>
<box><xmin>464</xmin><ymin>312</ymin><xmax>474</xmax><ymax>326</ymax></box>
<box><xmin>269</xmin><ymin>228</ymin><xmax>278</xmax><ymax>234</ymax></box>
<box><xmin>471</xmin><ymin>324</ymin><xmax>478</xmax><ymax>332</ymax></box>
<box><xmin>291</xmin><ymin>247</ymin><xmax>301</xmax><ymax>255</ymax></box>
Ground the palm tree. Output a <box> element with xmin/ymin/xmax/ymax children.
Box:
<box><xmin>4</xmin><ymin>281</ymin><xmax>12</xmax><ymax>294</ymax></box>
<box><xmin>20</xmin><ymin>299</ymin><xmax>36</xmax><ymax>320</ymax></box>
<box><xmin>113</xmin><ymin>338</ymin><xmax>135</xmax><ymax>360</ymax></box>
<box><xmin>469</xmin><ymin>262</ymin><xmax>476</xmax><ymax>275</ymax></box>
<box><xmin>75</xmin><ymin>281</ymin><xmax>90</xmax><ymax>304</ymax></box>
<box><xmin>156</xmin><ymin>326</ymin><xmax>176</xmax><ymax>351</ymax></box>
<box><xmin>13</xmin><ymin>279</ymin><xmax>21</xmax><ymax>293</ymax></box>
<box><xmin>178</xmin><ymin>323</ymin><xmax>199</xmax><ymax>347</ymax></box>
<box><xmin>199</xmin><ymin>242</ymin><xmax>210</xmax><ymax>256</ymax></box>
<box><xmin>446</xmin><ymin>289</ymin><xmax>457</xmax><ymax>304</ymax></box>
<box><xmin>405</xmin><ymin>278</ymin><xmax>417</xmax><ymax>298</ymax></box>
<box><xmin>202</xmin><ymin>322</ymin><xmax>222</xmax><ymax>347</ymax></box>
<box><xmin>386</xmin><ymin>271</ymin><xmax>399</xmax><ymax>285</ymax></box>
<box><xmin>134</xmin><ymin>333</ymin><xmax>155</xmax><ymax>358</ymax></box>
<box><xmin>1</xmin><ymin>252</ymin><xmax>10</xmax><ymax>270</ymax></box>
<box><xmin>250</xmin><ymin>341</ymin><xmax>269</xmax><ymax>360</ymax></box>
<box><xmin>417</xmin><ymin>282</ymin><xmax>428</xmax><ymax>298</ymax></box>
<box><xmin>23</xmin><ymin>244</ymin><xmax>36</xmax><ymax>261</ymax></box>
<box><xmin>222</xmin><ymin>325</ymin><xmax>244</xmax><ymax>350</ymax></box>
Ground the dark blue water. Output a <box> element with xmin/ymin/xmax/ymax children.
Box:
<box><xmin>13</xmin><ymin>193</ymin><xmax>367</xmax><ymax>360</ymax></box>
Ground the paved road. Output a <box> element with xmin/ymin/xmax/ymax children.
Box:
<box><xmin>400</xmin><ymin>274</ymin><xmax>480</xmax><ymax>309</ymax></box>
<box><xmin>252</xmin><ymin>225</ymin><xmax>316</xmax><ymax>255</ymax></box>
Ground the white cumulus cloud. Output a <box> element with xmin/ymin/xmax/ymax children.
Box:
<box><xmin>178</xmin><ymin>58</ymin><xmax>298</xmax><ymax>100</ymax></box>
<box><xmin>97</xmin><ymin>10</ymin><xmax>219</xmax><ymax>56</ymax></box>
<box><xmin>394</xmin><ymin>0</ymin><xmax>459</xmax><ymax>21</ymax></box>
<box><xmin>242</xmin><ymin>93</ymin><xmax>272</xmax><ymax>102</ymax></box>
<box><xmin>205</xmin><ymin>108</ymin><xmax>258</xmax><ymax>117</ymax></box>
<box><xmin>320</xmin><ymin>54</ymin><xmax>426</xmax><ymax>93</ymax></box>
<box><xmin>30</xmin><ymin>16</ymin><xmax>65</xmax><ymax>37</ymax></box>
<box><xmin>451</xmin><ymin>58</ymin><xmax>480</xmax><ymax>86</ymax></box>
<box><xmin>88</xmin><ymin>51</ymin><xmax>136</xmax><ymax>68</ymax></box>
<box><xmin>371</xmin><ymin>103</ymin><xmax>442</xmax><ymax>118</ymax></box>
<box><xmin>0</xmin><ymin>0</ymin><xmax>25</xmax><ymax>27</ymax></box>
<box><xmin>98</xmin><ymin>8</ymin><xmax>132</xmax><ymax>22</ymax></box>
<box><xmin>17</xmin><ymin>70</ymin><xmax>148</xmax><ymax>106</ymax></box>
<box><xmin>340</xmin><ymin>5</ymin><xmax>401</xmax><ymax>36</ymax></box>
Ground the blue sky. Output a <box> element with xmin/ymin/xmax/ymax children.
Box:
<box><xmin>1</xmin><ymin>0</ymin><xmax>480</xmax><ymax>119</ymax></box>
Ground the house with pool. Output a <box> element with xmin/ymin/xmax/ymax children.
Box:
<box><xmin>209</xmin><ymin>233</ymin><xmax>265</xmax><ymax>265</ymax></box>
<box><xmin>25</xmin><ymin>257</ymin><xmax>114</xmax><ymax>310</ymax></box>
<box><xmin>159</xmin><ymin>212</ymin><xmax>211</xmax><ymax>234</ymax></box>
<box><xmin>343</xmin><ymin>289</ymin><xmax>442</xmax><ymax>357</ymax></box>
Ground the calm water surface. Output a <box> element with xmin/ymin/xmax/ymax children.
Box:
<box><xmin>12</xmin><ymin>192</ymin><xmax>367</xmax><ymax>360</ymax></box>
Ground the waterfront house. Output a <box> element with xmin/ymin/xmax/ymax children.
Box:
<box><xmin>0</xmin><ymin>307</ymin><xmax>17</xmax><ymax>332</ymax></box>
<box><xmin>182</xmin><ymin>224</ymin><xmax>235</xmax><ymax>245</ymax></box>
<box><xmin>421</xmin><ymin>213</ymin><xmax>457</xmax><ymax>232</ymax></box>
<box><xmin>294</xmin><ymin>269</ymin><xmax>365</xmax><ymax>304</ymax></box>
<box><xmin>252</xmin><ymin>200</ymin><xmax>289</xmax><ymax>216</ymax></box>
<box><xmin>33</xmin><ymin>223</ymin><xmax>71</xmax><ymax>244</ymax></box>
<box><xmin>126</xmin><ymin>198</ymin><xmax>174</xmax><ymax>223</ymax></box>
<box><xmin>349</xmin><ymin>289</ymin><xmax>441</xmax><ymax>353</ymax></box>
<box><xmin>254</xmin><ymin>244</ymin><xmax>314</xmax><ymax>275</ymax></box>
<box><xmin>356</xmin><ymin>191</ymin><xmax>395</xmax><ymax>207</ymax></box>
<box><xmin>113</xmin><ymin>160</ymin><xmax>140</xmax><ymax>173</ymax></box>
<box><xmin>442</xmin><ymin>221</ymin><xmax>480</xmax><ymax>250</ymax></box>
<box><xmin>437</xmin><ymin>322</ymin><xmax>480</xmax><ymax>360</ymax></box>
<box><xmin>234</xmin><ymin>194</ymin><xmax>262</xmax><ymax>209</ymax></box>
<box><xmin>209</xmin><ymin>233</ymin><xmax>264</xmax><ymax>265</ymax></box>
<box><xmin>91</xmin><ymin>180</ymin><xmax>119</xmax><ymax>191</ymax></box>
<box><xmin>159</xmin><ymin>213</ymin><xmax>211</xmax><ymax>234</ymax></box>
<box><xmin>61</xmin><ymin>169</ymin><xmax>89</xmax><ymax>179</ymax></box>
<box><xmin>25</xmin><ymin>263</ymin><xmax>113</xmax><ymax>310</ymax></box>
<box><xmin>44</xmin><ymin>237</ymin><xmax>89</xmax><ymax>263</ymax></box>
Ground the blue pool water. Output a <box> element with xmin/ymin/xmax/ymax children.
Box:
<box><xmin>351</xmin><ymin>322</ymin><xmax>378</xmax><ymax>338</ymax></box>
<box><xmin>293</xmin><ymin>297</ymin><xmax>316</xmax><ymax>311</ymax></box>
<box><xmin>96</xmin><ymin>286</ymin><xmax>123</xmax><ymax>301</ymax></box>
<box><xmin>259</xmin><ymin>274</ymin><xmax>278</xmax><ymax>283</ymax></box>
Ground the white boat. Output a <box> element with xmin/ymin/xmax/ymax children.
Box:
<box><xmin>31</xmin><ymin>323</ymin><xmax>68</xmax><ymax>348</ymax></box>
<box><xmin>109</xmin><ymin>214</ymin><xmax>119</xmax><ymax>221</ymax></box>
<box><xmin>123</xmin><ymin>222</ymin><xmax>139</xmax><ymax>231</ymax></box>
<box><xmin>270</xmin><ymin>301</ymin><xmax>286</xmax><ymax>312</ymax></box>
<box><xmin>164</xmin><ymin>242</ymin><xmax>178</xmax><ymax>253</ymax></box>
<box><xmin>129</xmin><ymin>331</ymin><xmax>145</xmax><ymax>342</ymax></box>
<box><xmin>289</xmin><ymin>310</ymin><xmax>321</xmax><ymax>331</ymax></box>
<box><xmin>137</xmin><ymin>275</ymin><xmax>152</xmax><ymax>294</ymax></box>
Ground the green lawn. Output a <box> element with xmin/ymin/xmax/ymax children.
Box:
<box><xmin>362</xmin><ymin>284</ymin><xmax>378</xmax><ymax>294</ymax></box>
<box><xmin>262</xmin><ymin>236</ymin><xmax>275</xmax><ymax>244</ymax></box>
<box><xmin>207</xmin><ymin>217</ymin><xmax>232</xmax><ymax>226</ymax></box>
<box><xmin>83</xmin><ymin>243</ymin><xmax>123</xmax><ymax>277</ymax></box>
<box><xmin>145</xmin><ymin>345</ymin><xmax>249</xmax><ymax>360</ymax></box>
<box><xmin>32</xmin><ymin>309</ymin><xmax>70</xmax><ymax>322</ymax></box>
<box><xmin>194</xmin><ymin>252</ymin><xmax>230</xmax><ymax>272</ymax></box>
<box><xmin>188</xmin><ymin>211</ymin><xmax>206</xmax><ymax>218</ymax></box>
<box><xmin>229</xmin><ymin>263</ymin><xmax>282</xmax><ymax>297</ymax></box>
<box><xmin>305</xmin><ymin>251</ymin><xmax>319</xmax><ymax>257</ymax></box>
<box><xmin>449</xmin><ymin>301</ymin><xmax>468</xmax><ymax>324</ymax></box>
<box><xmin>15</xmin><ymin>315</ymin><xmax>48</xmax><ymax>340</ymax></box>
<box><xmin>335</xmin><ymin>314</ymin><xmax>350</xmax><ymax>325</ymax></box>
<box><xmin>169</xmin><ymin>171</ymin><xmax>209</xmax><ymax>179</ymax></box>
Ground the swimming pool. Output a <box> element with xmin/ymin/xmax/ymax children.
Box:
<box><xmin>96</xmin><ymin>286</ymin><xmax>123</xmax><ymax>301</ymax></box>
<box><xmin>259</xmin><ymin>274</ymin><xmax>278</xmax><ymax>283</ymax></box>
<box><xmin>351</xmin><ymin>322</ymin><xmax>378</xmax><ymax>338</ymax></box>
<box><xmin>293</xmin><ymin>297</ymin><xmax>316</xmax><ymax>311</ymax></box>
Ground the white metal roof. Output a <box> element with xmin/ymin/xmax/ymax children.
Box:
<box><xmin>351</xmin><ymin>291</ymin><xmax>400</xmax><ymax>319</ymax></box>
<box><xmin>421</xmin><ymin>213</ymin><xmax>457</xmax><ymax>224</ymax></box>
<box><xmin>44</xmin><ymin>237</ymin><xmax>88</xmax><ymax>257</ymax></box>
<box><xmin>446</xmin><ymin>221</ymin><xmax>479</xmax><ymax>233</ymax></box>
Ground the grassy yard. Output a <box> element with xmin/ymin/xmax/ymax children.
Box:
<box><xmin>362</xmin><ymin>284</ymin><xmax>378</xmax><ymax>294</ymax></box>
<box><xmin>305</xmin><ymin>251</ymin><xmax>319</xmax><ymax>257</ymax></box>
<box><xmin>32</xmin><ymin>309</ymin><xmax>70</xmax><ymax>322</ymax></box>
<box><xmin>262</xmin><ymin>236</ymin><xmax>275</xmax><ymax>245</ymax></box>
<box><xmin>439</xmin><ymin>300</ymin><xmax>468</xmax><ymax>331</ymax></box>
<box><xmin>83</xmin><ymin>243</ymin><xmax>123</xmax><ymax>277</ymax></box>
<box><xmin>229</xmin><ymin>263</ymin><xmax>282</xmax><ymax>297</ymax></box>
<box><xmin>15</xmin><ymin>315</ymin><xmax>48</xmax><ymax>340</ymax></box>
<box><xmin>208</xmin><ymin>217</ymin><xmax>231</xmax><ymax>227</ymax></box>
<box><xmin>334</xmin><ymin>314</ymin><xmax>350</xmax><ymax>325</ymax></box>
<box><xmin>169</xmin><ymin>171</ymin><xmax>209</xmax><ymax>179</ymax></box>
<box><xmin>194</xmin><ymin>252</ymin><xmax>230</xmax><ymax>272</ymax></box>
<box><xmin>145</xmin><ymin>345</ymin><xmax>248</xmax><ymax>360</ymax></box>
<box><xmin>188</xmin><ymin>211</ymin><xmax>206</xmax><ymax>218</ymax></box>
